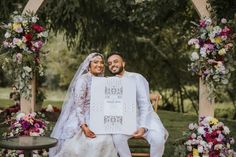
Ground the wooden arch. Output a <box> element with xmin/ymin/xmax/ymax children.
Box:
<box><xmin>21</xmin><ymin>0</ymin><xmax>215</xmax><ymax>118</ymax></box>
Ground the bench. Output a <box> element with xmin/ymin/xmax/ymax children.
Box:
<box><xmin>128</xmin><ymin>137</ymin><xmax>150</xmax><ymax>157</ymax></box>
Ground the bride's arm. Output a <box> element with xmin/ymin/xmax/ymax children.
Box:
<box><xmin>74</xmin><ymin>76</ymin><xmax>96</xmax><ymax>138</ymax></box>
<box><xmin>74</xmin><ymin>76</ymin><xmax>88</xmax><ymax>126</ymax></box>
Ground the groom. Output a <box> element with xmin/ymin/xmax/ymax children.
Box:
<box><xmin>107</xmin><ymin>51</ymin><xmax>168</xmax><ymax>157</ymax></box>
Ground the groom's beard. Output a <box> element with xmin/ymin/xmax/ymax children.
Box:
<box><xmin>109</xmin><ymin>66</ymin><xmax>124</xmax><ymax>75</ymax></box>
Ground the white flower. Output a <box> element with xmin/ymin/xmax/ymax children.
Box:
<box><xmin>223</xmin><ymin>126</ymin><xmax>230</xmax><ymax>134</ymax></box>
<box><xmin>19</xmin><ymin>154</ymin><xmax>24</xmax><ymax>157</ymax></box>
<box><xmin>13</xmin><ymin>15</ymin><xmax>23</xmax><ymax>23</ymax></box>
<box><xmin>214</xmin><ymin>144</ymin><xmax>223</xmax><ymax>150</ymax></box>
<box><xmin>195</xmin><ymin>44</ymin><xmax>200</xmax><ymax>49</ymax></box>
<box><xmin>31</xmin><ymin>16</ymin><xmax>38</xmax><ymax>23</ymax></box>
<box><xmin>198</xmin><ymin>145</ymin><xmax>204</xmax><ymax>153</ymax></box>
<box><xmin>191</xmin><ymin>133</ymin><xmax>197</xmax><ymax>139</ymax></box>
<box><xmin>213</xmin><ymin>26</ymin><xmax>222</xmax><ymax>34</ymax></box>
<box><xmin>191</xmin><ymin>52</ymin><xmax>199</xmax><ymax>61</ymax></box>
<box><xmin>187</xmin><ymin>145</ymin><xmax>192</xmax><ymax>151</ymax></box>
<box><xmin>188</xmin><ymin>38</ymin><xmax>199</xmax><ymax>45</ymax></box>
<box><xmin>218</xmin><ymin>48</ymin><xmax>226</xmax><ymax>55</ymax></box>
<box><xmin>188</xmin><ymin>123</ymin><xmax>195</xmax><ymax>130</ymax></box>
<box><xmin>38</xmin><ymin>31</ymin><xmax>48</xmax><ymax>38</ymax></box>
<box><xmin>221</xmin><ymin>18</ymin><xmax>227</xmax><ymax>24</ymax></box>
<box><xmin>200</xmin><ymin>48</ymin><xmax>207</xmax><ymax>57</ymax></box>
<box><xmin>23</xmin><ymin>66</ymin><xmax>32</xmax><ymax>73</ymax></box>
<box><xmin>3</xmin><ymin>41</ymin><xmax>10</xmax><ymax>48</ymax></box>
<box><xmin>4</xmin><ymin>32</ymin><xmax>11</xmax><ymax>38</ymax></box>
<box><xmin>197</xmin><ymin>126</ymin><xmax>205</xmax><ymax>135</ymax></box>
<box><xmin>16</xmin><ymin>112</ymin><xmax>26</xmax><ymax>121</ymax></box>
<box><xmin>205</xmin><ymin>17</ymin><xmax>212</xmax><ymax>25</ymax></box>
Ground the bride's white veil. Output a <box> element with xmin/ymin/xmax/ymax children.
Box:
<box><xmin>49</xmin><ymin>52</ymin><xmax>104</xmax><ymax>156</ymax></box>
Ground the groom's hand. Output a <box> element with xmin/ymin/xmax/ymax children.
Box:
<box><xmin>132</xmin><ymin>127</ymin><xmax>145</xmax><ymax>138</ymax></box>
<box><xmin>81</xmin><ymin>125</ymin><xmax>96</xmax><ymax>138</ymax></box>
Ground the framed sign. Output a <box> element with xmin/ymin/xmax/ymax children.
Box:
<box><xmin>89</xmin><ymin>77</ymin><xmax>137</xmax><ymax>135</ymax></box>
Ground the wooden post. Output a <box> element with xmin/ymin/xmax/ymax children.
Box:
<box><xmin>20</xmin><ymin>0</ymin><xmax>44</xmax><ymax>114</ymax></box>
<box><xmin>191</xmin><ymin>0</ymin><xmax>214</xmax><ymax>118</ymax></box>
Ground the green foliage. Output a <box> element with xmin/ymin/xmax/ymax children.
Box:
<box><xmin>208</xmin><ymin>0</ymin><xmax>236</xmax><ymax>20</ymax></box>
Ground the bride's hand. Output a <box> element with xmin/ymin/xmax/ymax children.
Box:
<box><xmin>81</xmin><ymin>125</ymin><xmax>96</xmax><ymax>138</ymax></box>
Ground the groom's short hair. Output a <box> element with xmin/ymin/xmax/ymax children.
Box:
<box><xmin>107</xmin><ymin>51</ymin><xmax>125</xmax><ymax>61</ymax></box>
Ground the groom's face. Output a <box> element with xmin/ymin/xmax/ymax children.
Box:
<box><xmin>107</xmin><ymin>54</ymin><xmax>125</xmax><ymax>75</ymax></box>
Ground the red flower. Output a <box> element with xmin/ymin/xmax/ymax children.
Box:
<box><xmin>24</xmin><ymin>33</ymin><xmax>33</xmax><ymax>41</ymax></box>
<box><xmin>32</xmin><ymin>24</ymin><xmax>44</xmax><ymax>32</ymax></box>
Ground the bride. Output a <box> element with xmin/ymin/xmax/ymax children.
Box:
<box><xmin>49</xmin><ymin>52</ymin><xmax>118</xmax><ymax>157</ymax></box>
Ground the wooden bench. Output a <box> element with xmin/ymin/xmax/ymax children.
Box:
<box><xmin>128</xmin><ymin>137</ymin><xmax>150</xmax><ymax>157</ymax></box>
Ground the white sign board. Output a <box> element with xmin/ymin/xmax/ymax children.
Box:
<box><xmin>89</xmin><ymin>77</ymin><xmax>137</xmax><ymax>135</ymax></box>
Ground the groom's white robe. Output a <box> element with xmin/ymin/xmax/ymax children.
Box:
<box><xmin>112</xmin><ymin>71</ymin><xmax>168</xmax><ymax>157</ymax></box>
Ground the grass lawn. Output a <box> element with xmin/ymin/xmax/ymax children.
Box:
<box><xmin>0</xmin><ymin>109</ymin><xmax>235</xmax><ymax>156</ymax></box>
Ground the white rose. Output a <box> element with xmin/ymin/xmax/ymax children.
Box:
<box><xmin>191</xmin><ymin>52</ymin><xmax>199</xmax><ymax>61</ymax></box>
<box><xmin>4</xmin><ymin>32</ymin><xmax>11</xmax><ymax>38</ymax></box>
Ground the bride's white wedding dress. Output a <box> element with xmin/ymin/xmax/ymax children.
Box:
<box><xmin>50</xmin><ymin>72</ymin><xmax>118</xmax><ymax>157</ymax></box>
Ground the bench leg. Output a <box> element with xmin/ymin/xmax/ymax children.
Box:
<box><xmin>24</xmin><ymin>150</ymin><xmax>32</xmax><ymax>157</ymax></box>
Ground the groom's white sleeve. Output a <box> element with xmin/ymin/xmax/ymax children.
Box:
<box><xmin>135</xmin><ymin>74</ymin><xmax>153</xmax><ymax>129</ymax></box>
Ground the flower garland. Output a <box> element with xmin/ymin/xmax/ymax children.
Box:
<box><xmin>188</xmin><ymin>17</ymin><xmax>235</xmax><ymax>99</ymax></box>
<box><xmin>1</xmin><ymin>11</ymin><xmax>48</xmax><ymax>98</ymax></box>
<box><xmin>184</xmin><ymin>116</ymin><xmax>235</xmax><ymax>157</ymax></box>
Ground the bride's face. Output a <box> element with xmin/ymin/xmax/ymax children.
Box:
<box><xmin>89</xmin><ymin>55</ymin><xmax>104</xmax><ymax>76</ymax></box>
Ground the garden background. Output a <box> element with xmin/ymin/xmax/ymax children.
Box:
<box><xmin>0</xmin><ymin>0</ymin><xmax>236</xmax><ymax>156</ymax></box>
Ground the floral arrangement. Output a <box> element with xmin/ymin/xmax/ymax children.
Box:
<box><xmin>3</xmin><ymin>112</ymin><xmax>48</xmax><ymax>137</ymax></box>
<box><xmin>184</xmin><ymin>116</ymin><xmax>235</xmax><ymax>157</ymax></box>
<box><xmin>188</xmin><ymin>17</ymin><xmax>235</xmax><ymax>99</ymax></box>
<box><xmin>1</xmin><ymin>11</ymin><xmax>48</xmax><ymax>98</ymax></box>
<box><xmin>0</xmin><ymin>112</ymin><xmax>49</xmax><ymax>156</ymax></box>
